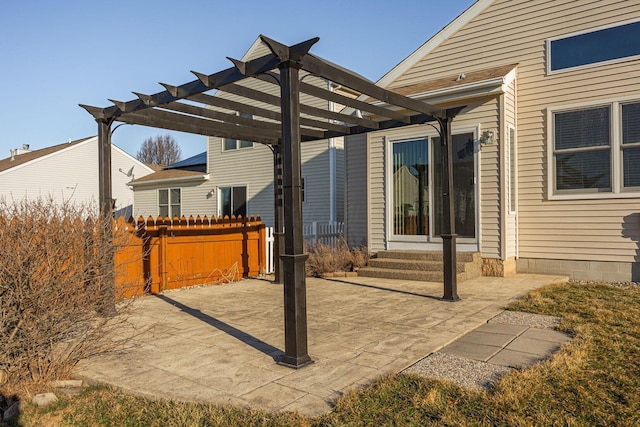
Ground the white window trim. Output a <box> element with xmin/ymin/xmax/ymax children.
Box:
<box><xmin>546</xmin><ymin>18</ymin><xmax>640</xmax><ymax>76</ymax></box>
<box><xmin>384</xmin><ymin>124</ymin><xmax>480</xmax><ymax>245</ymax></box>
<box><xmin>507</xmin><ymin>124</ymin><xmax>517</xmax><ymax>215</ymax></box>
<box><xmin>547</xmin><ymin>96</ymin><xmax>640</xmax><ymax>201</ymax></box>
<box><xmin>158</xmin><ymin>188</ymin><xmax>181</xmax><ymax>218</ymax></box>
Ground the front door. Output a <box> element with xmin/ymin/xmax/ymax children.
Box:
<box><xmin>389</xmin><ymin>132</ymin><xmax>477</xmax><ymax>244</ymax></box>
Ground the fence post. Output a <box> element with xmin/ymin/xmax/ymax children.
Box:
<box><xmin>159</xmin><ymin>225</ymin><xmax>168</xmax><ymax>292</ymax></box>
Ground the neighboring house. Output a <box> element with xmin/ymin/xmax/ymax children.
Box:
<box><xmin>0</xmin><ymin>136</ymin><xmax>154</xmax><ymax>218</ymax></box>
<box><xmin>346</xmin><ymin>0</ymin><xmax>640</xmax><ymax>280</ymax></box>
<box><xmin>128</xmin><ymin>151</ymin><xmax>212</xmax><ymax>219</ymax></box>
<box><xmin>131</xmin><ymin>38</ymin><xmax>346</xmax><ymax>228</ymax></box>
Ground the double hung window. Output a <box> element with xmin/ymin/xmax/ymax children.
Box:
<box><xmin>159</xmin><ymin>188</ymin><xmax>181</xmax><ymax>218</ymax></box>
<box><xmin>550</xmin><ymin>100</ymin><xmax>640</xmax><ymax>197</ymax></box>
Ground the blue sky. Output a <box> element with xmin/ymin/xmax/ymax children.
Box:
<box><xmin>0</xmin><ymin>0</ymin><xmax>474</xmax><ymax>160</ymax></box>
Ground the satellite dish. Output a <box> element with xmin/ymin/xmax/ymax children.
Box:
<box><xmin>119</xmin><ymin>166</ymin><xmax>135</xmax><ymax>177</ymax></box>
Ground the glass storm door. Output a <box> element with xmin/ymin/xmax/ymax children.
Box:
<box><xmin>433</xmin><ymin>133</ymin><xmax>476</xmax><ymax>239</ymax></box>
<box><xmin>392</xmin><ymin>139</ymin><xmax>429</xmax><ymax>237</ymax></box>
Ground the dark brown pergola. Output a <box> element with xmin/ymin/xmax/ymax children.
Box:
<box><xmin>81</xmin><ymin>35</ymin><xmax>463</xmax><ymax>369</ymax></box>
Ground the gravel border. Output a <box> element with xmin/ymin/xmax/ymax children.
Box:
<box><xmin>404</xmin><ymin>311</ymin><xmax>564</xmax><ymax>390</ymax></box>
<box><xmin>404</xmin><ymin>352</ymin><xmax>512</xmax><ymax>390</ymax></box>
<box><xmin>488</xmin><ymin>310</ymin><xmax>561</xmax><ymax>329</ymax></box>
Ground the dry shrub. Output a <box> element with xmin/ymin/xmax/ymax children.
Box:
<box><xmin>305</xmin><ymin>236</ymin><xmax>369</xmax><ymax>277</ymax></box>
<box><xmin>0</xmin><ymin>198</ymin><xmax>134</xmax><ymax>395</ymax></box>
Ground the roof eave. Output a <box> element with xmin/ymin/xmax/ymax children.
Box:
<box><xmin>128</xmin><ymin>173</ymin><xmax>210</xmax><ymax>188</ymax></box>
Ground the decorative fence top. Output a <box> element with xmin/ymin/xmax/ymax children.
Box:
<box><xmin>114</xmin><ymin>215</ymin><xmax>263</xmax><ymax>232</ymax></box>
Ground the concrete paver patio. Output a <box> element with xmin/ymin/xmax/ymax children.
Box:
<box><xmin>77</xmin><ymin>274</ymin><xmax>567</xmax><ymax>416</ymax></box>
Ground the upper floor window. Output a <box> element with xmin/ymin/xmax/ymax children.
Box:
<box><xmin>549</xmin><ymin>99</ymin><xmax>640</xmax><ymax>198</ymax></box>
<box><xmin>548</xmin><ymin>20</ymin><xmax>640</xmax><ymax>73</ymax></box>
<box><xmin>223</xmin><ymin>112</ymin><xmax>253</xmax><ymax>150</ymax></box>
<box><xmin>159</xmin><ymin>188</ymin><xmax>181</xmax><ymax>218</ymax></box>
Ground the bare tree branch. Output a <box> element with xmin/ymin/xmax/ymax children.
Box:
<box><xmin>136</xmin><ymin>134</ymin><xmax>182</xmax><ymax>166</ymax></box>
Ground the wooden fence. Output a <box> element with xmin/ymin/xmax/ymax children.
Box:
<box><xmin>115</xmin><ymin>215</ymin><xmax>266</xmax><ymax>297</ymax></box>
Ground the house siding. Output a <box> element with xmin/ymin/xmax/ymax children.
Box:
<box><xmin>132</xmin><ymin>181</ymin><xmax>212</xmax><ymax>219</ymax></box>
<box><xmin>208</xmin><ymin>136</ymin><xmax>337</xmax><ymax>228</ymax></box>
<box><xmin>345</xmin><ymin>133</ymin><xmax>368</xmax><ymax>247</ymax></box>
<box><xmin>204</xmin><ymin>39</ymin><xmax>345</xmax><ymax>229</ymax></box>
<box><xmin>0</xmin><ymin>138</ymin><xmax>152</xmax><ymax>216</ymax></box>
<box><xmin>386</xmin><ymin>0</ymin><xmax>640</xmax><ymax>267</ymax></box>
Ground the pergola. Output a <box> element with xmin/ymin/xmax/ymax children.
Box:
<box><xmin>81</xmin><ymin>35</ymin><xmax>463</xmax><ymax>369</ymax></box>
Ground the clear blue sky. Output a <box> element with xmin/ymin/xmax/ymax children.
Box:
<box><xmin>0</xmin><ymin>0</ymin><xmax>474</xmax><ymax>161</ymax></box>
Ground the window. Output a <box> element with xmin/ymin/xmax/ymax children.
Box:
<box><xmin>223</xmin><ymin>112</ymin><xmax>253</xmax><ymax>150</ymax></box>
<box><xmin>549</xmin><ymin>99</ymin><xmax>640</xmax><ymax>197</ymax></box>
<box><xmin>219</xmin><ymin>186</ymin><xmax>247</xmax><ymax>218</ymax></box>
<box><xmin>159</xmin><ymin>188</ymin><xmax>181</xmax><ymax>218</ymax></box>
<box><xmin>622</xmin><ymin>102</ymin><xmax>640</xmax><ymax>187</ymax></box>
<box><xmin>548</xmin><ymin>20</ymin><xmax>640</xmax><ymax>73</ymax></box>
<box><xmin>507</xmin><ymin>126</ymin><xmax>517</xmax><ymax>213</ymax></box>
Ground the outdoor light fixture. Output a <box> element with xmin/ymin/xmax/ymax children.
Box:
<box><xmin>480</xmin><ymin>130</ymin><xmax>495</xmax><ymax>146</ymax></box>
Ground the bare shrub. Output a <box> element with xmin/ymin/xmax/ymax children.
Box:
<box><xmin>305</xmin><ymin>236</ymin><xmax>369</xmax><ymax>277</ymax></box>
<box><xmin>0</xmin><ymin>198</ymin><xmax>134</xmax><ymax>395</ymax></box>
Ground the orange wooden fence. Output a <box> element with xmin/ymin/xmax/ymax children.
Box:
<box><xmin>115</xmin><ymin>215</ymin><xmax>266</xmax><ymax>298</ymax></box>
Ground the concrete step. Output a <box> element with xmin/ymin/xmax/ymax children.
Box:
<box><xmin>368</xmin><ymin>257</ymin><xmax>467</xmax><ymax>273</ymax></box>
<box><xmin>377</xmin><ymin>250</ymin><xmax>479</xmax><ymax>263</ymax></box>
<box><xmin>359</xmin><ymin>250</ymin><xmax>482</xmax><ymax>283</ymax></box>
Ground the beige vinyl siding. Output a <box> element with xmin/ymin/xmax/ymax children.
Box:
<box><xmin>345</xmin><ymin>133</ymin><xmax>368</xmax><ymax>247</ymax></box>
<box><xmin>368</xmin><ymin>131</ymin><xmax>386</xmax><ymax>252</ymax></box>
<box><xmin>473</xmin><ymin>100</ymin><xmax>501</xmax><ymax>259</ymax></box>
<box><xmin>388</xmin><ymin>0</ymin><xmax>640</xmax><ymax>263</ymax></box>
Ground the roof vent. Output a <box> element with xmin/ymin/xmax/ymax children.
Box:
<box><xmin>22</xmin><ymin>144</ymin><xmax>29</xmax><ymax>150</ymax></box>
<box><xmin>456</xmin><ymin>73</ymin><xmax>466</xmax><ymax>81</ymax></box>
<box><xmin>10</xmin><ymin>149</ymin><xmax>17</xmax><ymax>161</ymax></box>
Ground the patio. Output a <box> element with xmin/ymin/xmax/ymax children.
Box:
<box><xmin>77</xmin><ymin>274</ymin><xmax>566</xmax><ymax>416</ymax></box>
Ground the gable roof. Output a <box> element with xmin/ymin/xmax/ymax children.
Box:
<box><xmin>377</xmin><ymin>0</ymin><xmax>495</xmax><ymax>88</ymax></box>
<box><xmin>0</xmin><ymin>136</ymin><xmax>95</xmax><ymax>173</ymax></box>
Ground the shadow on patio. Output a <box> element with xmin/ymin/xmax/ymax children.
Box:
<box><xmin>77</xmin><ymin>273</ymin><xmax>567</xmax><ymax>416</ymax></box>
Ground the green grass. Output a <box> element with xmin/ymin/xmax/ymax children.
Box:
<box><xmin>12</xmin><ymin>282</ymin><xmax>640</xmax><ymax>426</ymax></box>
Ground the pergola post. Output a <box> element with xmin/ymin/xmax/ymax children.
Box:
<box><xmin>277</xmin><ymin>61</ymin><xmax>313</xmax><ymax>369</ymax></box>
<box><xmin>272</xmin><ymin>145</ymin><xmax>284</xmax><ymax>284</ymax></box>
<box><xmin>97</xmin><ymin>119</ymin><xmax>113</xmax><ymax>218</ymax></box>
<box><xmin>439</xmin><ymin>116</ymin><xmax>460</xmax><ymax>301</ymax></box>
<box><xmin>97</xmin><ymin>119</ymin><xmax>117</xmax><ymax>314</ymax></box>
